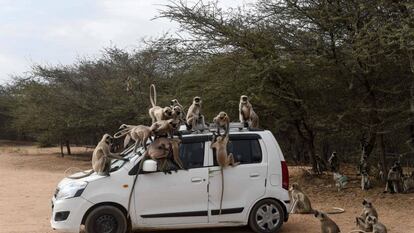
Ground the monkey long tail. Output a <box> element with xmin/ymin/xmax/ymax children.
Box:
<box><xmin>66</xmin><ymin>169</ymin><xmax>94</xmax><ymax>179</ymax></box>
<box><xmin>325</xmin><ymin>207</ymin><xmax>345</xmax><ymax>214</ymax></box>
<box><xmin>219</xmin><ymin>168</ymin><xmax>224</xmax><ymax>215</ymax></box>
<box><xmin>150</xmin><ymin>84</ymin><xmax>157</xmax><ymax>107</ymax></box>
<box><xmin>113</xmin><ymin>128</ymin><xmax>131</xmax><ymax>139</ymax></box>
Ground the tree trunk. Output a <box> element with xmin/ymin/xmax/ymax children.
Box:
<box><xmin>60</xmin><ymin>142</ymin><xmax>64</xmax><ymax>157</ymax></box>
<box><xmin>66</xmin><ymin>140</ymin><xmax>71</xmax><ymax>155</ymax></box>
<box><xmin>378</xmin><ymin>134</ymin><xmax>387</xmax><ymax>176</ymax></box>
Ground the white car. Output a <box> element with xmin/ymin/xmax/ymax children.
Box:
<box><xmin>51</xmin><ymin>127</ymin><xmax>290</xmax><ymax>233</ymax></box>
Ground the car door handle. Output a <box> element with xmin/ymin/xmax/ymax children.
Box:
<box><xmin>191</xmin><ymin>177</ymin><xmax>203</xmax><ymax>183</ymax></box>
<box><xmin>250</xmin><ymin>173</ymin><xmax>260</xmax><ymax>178</ymax></box>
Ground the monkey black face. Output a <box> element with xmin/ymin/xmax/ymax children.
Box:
<box><xmin>193</xmin><ymin>96</ymin><xmax>201</xmax><ymax>105</ymax></box>
<box><xmin>314</xmin><ymin>211</ymin><xmax>324</xmax><ymax>219</ymax></box>
<box><xmin>366</xmin><ymin>216</ymin><xmax>377</xmax><ymax>224</ymax></box>
<box><xmin>241</xmin><ymin>95</ymin><xmax>248</xmax><ymax>103</ymax></box>
<box><xmin>164</xmin><ymin>107</ymin><xmax>173</xmax><ymax>116</ymax></box>
<box><xmin>362</xmin><ymin>199</ymin><xmax>371</xmax><ymax>207</ymax></box>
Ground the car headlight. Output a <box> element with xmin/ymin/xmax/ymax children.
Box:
<box><xmin>56</xmin><ymin>181</ymin><xmax>88</xmax><ymax>200</ymax></box>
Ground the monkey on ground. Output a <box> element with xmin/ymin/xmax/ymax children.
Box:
<box><xmin>114</xmin><ymin>124</ymin><xmax>153</xmax><ymax>151</ymax></box>
<box><xmin>359</xmin><ymin>156</ymin><xmax>371</xmax><ymax>190</ymax></box>
<box><xmin>328</xmin><ymin>151</ymin><xmax>340</xmax><ymax>172</ymax></box>
<box><xmin>69</xmin><ymin>134</ymin><xmax>127</xmax><ymax>179</ymax></box>
<box><xmin>356</xmin><ymin>199</ymin><xmax>378</xmax><ymax>232</ymax></box>
<box><xmin>384</xmin><ymin>162</ymin><xmax>402</xmax><ymax>193</ymax></box>
<box><xmin>213</xmin><ymin>111</ymin><xmax>230</xmax><ymax>136</ymax></box>
<box><xmin>403</xmin><ymin>171</ymin><xmax>414</xmax><ymax>193</ymax></box>
<box><xmin>186</xmin><ymin>96</ymin><xmax>206</xmax><ymax>131</ymax></box>
<box><xmin>239</xmin><ymin>95</ymin><xmax>259</xmax><ymax>128</ymax></box>
<box><xmin>148</xmin><ymin>84</ymin><xmax>173</xmax><ymax>123</ymax></box>
<box><xmin>211</xmin><ymin>133</ymin><xmax>239</xmax><ymax>215</ymax></box>
<box><xmin>150</xmin><ymin>119</ymin><xmax>179</xmax><ymax>138</ymax></box>
<box><xmin>314</xmin><ymin>210</ymin><xmax>341</xmax><ymax>233</ymax></box>
<box><xmin>351</xmin><ymin>216</ymin><xmax>388</xmax><ymax>233</ymax></box>
<box><xmin>290</xmin><ymin>183</ymin><xmax>345</xmax><ymax>214</ymax></box>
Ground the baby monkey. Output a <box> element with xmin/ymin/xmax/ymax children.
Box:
<box><xmin>314</xmin><ymin>210</ymin><xmax>341</xmax><ymax>233</ymax></box>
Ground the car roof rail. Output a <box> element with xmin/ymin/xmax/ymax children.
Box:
<box><xmin>176</xmin><ymin>122</ymin><xmax>263</xmax><ymax>136</ymax></box>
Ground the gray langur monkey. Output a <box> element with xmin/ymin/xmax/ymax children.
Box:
<box><xmin>211</xmin><ymin>133</ymin><xmax>239</xmax><ymax>215</ymax></box>
<box><xmin>148</xmin><ymin>84</ymin><xmax>173</xmax><ymax>123</ymax></box>
<box><xmin>114</xmin><ymin>124</ymin><xmax>153</xmax><ymax>151</ymax></box>
<box><xmin>356</xmin><ymin>199</ymin><xmax>378</xmax><ymax>231</ymax></box>
<box><xmin>213</xmin><ymin>111</ymin><xmax>230</xmax><ymax>136</ymax></box>
<box><xmin>384</xmin><ymin>162</ymin><xmax>402</xmax><ymax>193</ymax></box>
<box><xmin>403</xmin><ymin>171</ymin><xmax>414</xmax><ymax>193</ymax></box>
<box><xmin>239</xmin><ymin>95</ymin><xmax>259</xmax><ymax>128</ymax></box>
<box><xmin>351</xmin><ymin>216</ymin><xmax>388</xmax><ymax>233</ymax></box>
<box><xmin>186</xmin><ymin>96</ymin><xmax>206</xmax><ymax>131</ymax></box>
<box><xmin>290</xmin><ymin>183</ymin><xmax>345</xmax><ymax>214</ymax></box>
<box><xmin>314</xmin><ymin>210</ymin><xmax>341</xmax><ymax>233</ymax></box>
<box><xmin>68</xmin><ymin>134</ymin><xmax>127</xmax><ymax>179</ymax></box>
<box><xmin>150</xmin><ymin>119</ymin><xmax>179</xmax><ymax>138</ymax></box>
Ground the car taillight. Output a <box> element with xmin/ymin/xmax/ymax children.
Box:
<box><xmin>281</xmin><ymin>161</ymin><xmax>289</xmax><ymax>190</ymax></box>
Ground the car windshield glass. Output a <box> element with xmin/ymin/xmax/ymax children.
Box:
<box><xmin>110</xmin><ymin>146</ymin><xmax>145</xmax><ymax>171</ymax></box>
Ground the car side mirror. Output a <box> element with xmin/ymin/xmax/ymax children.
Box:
<box><xmin>142</xmin><ymin>159</ymin><xmax>157</xmax><ymax>173</ymax></box>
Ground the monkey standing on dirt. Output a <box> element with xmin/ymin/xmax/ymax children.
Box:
<box><xmin>314</xmin><ymin>210</ymin><xmax>341</xmax><ymax>233</ymax></box>
<box><xmin>68</xmin><ymin>134</ymin><xmax>127</xmax><ymax>179</ymax></box>
<box><xmin>403</xmin><ymin>171</ymin><xmax>414</xmax><ymax>193</ymax></box>
<box><xmin>213</xmin><ymin>111</ymin><xmax>230</xmax><ymax>136</ymax></box>
<box><xmin>148</xmin><ymin>84</ymin><xmax>173</xmax><ymax>123</ymax></box>
<box><xmin>211</xmin><ymin>132</ymin><xmax>239</xmax><ymax>215</ymax></box>
<box><xmin>289</xmin><ymin>183</ymin><xmax>345</xmax><ymax>214</ymax></box>
<box><xmin>384</xmin><ymin>162</ymin><xmax>402</xmax><ymax>193</ymax></box>
<box><xmin>239</xmin><ymin>95</ymin><xmax>259</xmax><ymax>128</ymax></box>
<box><xmin>114</xmin><ymin>124</ymin><xmax>153</xmax><ymax>151</ymax></box>
<box><xmin>186</xmin><ymin>96</ymin><xmax>206</xmax><ymax>131</ymax></box>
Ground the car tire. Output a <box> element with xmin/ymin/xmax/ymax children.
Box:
<box><xmin>249</xmin><ymin>199</ymin><xmax>285</xmax><ymax>233</ymax></box>
<box><xmin>85</xmin><ymin>205</ymin><xmax>128</xmax><ymax>233</ymax></box>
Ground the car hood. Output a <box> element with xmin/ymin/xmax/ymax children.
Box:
<box><xmin>58</xmin><ymin>171</ymin><xmax>105</xmax><ymax>188</ymax></box>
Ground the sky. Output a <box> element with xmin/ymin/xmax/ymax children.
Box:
<box><xmin>0</xmin><ymin>0</ymin><xmax>253</xmax><ymax>84</ymax></box>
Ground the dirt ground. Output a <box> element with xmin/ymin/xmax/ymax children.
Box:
<box><xmin>0</xmin><ymin>140</ymin><xmax>413</xmax><ymax>233</ymax></box>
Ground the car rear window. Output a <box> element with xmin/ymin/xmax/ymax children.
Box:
<box><xmin>213</xmin><ymin>139</ymin><xmax>262</xmax><ymax>165</ymax></box>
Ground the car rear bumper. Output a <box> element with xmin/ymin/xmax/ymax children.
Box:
<box><xmin>50</xmin><ymin>196</ymin><xmax>93</xmax><ymax>232</ymax></box>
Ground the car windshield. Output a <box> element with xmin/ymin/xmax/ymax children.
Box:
<box><xmin>110</xmin><ymin>146</ymin><xmax>145</xmax><ymax>171</ymax></box>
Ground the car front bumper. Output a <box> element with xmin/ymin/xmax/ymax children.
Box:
<box><xmin>50</xmin><ymin>196</ymin><xmax>93</xmax><ymax>233</ymax></box>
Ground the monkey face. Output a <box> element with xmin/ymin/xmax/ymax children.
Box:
<box><xmin>173</xmin><ymin>106</ymin><xmax>182</xmax><ymax>115</ymax></box>
<box><xmin>102</xmin><ymin>134</ymin><xmax>113</xmax><ymax>144</ymax></box>
<box><xmin>193</xmin><ymin>96</ymin><xmax>201</xmax><ymax>106</ymax></box>
<box><xmin>163</xmin><ymin>107</ymin><xmax>173</xmax><ymax>116</ymax></box>
<box><xmin>240</xmin><ymin>95</ymin><xmax>248</xmax><ymax>104</ymax></box>
<box><xmin>313</xmin><ymin>211</ymin><xmax>325</xmax><ymax>220</ymax></box>
<box><xmin>362</xmin><ymin>199</ymin><xmax>371</xmax><ymax>207</ymax></box>
<box><xmin>366</xmin><ymin>216</ymin><xmax>377</xmax><ymax>225</ymax></box>
<box><xmin>168</xmin><ymin>119</ymin><xmax>178</xmax><ymax>129</ymax></box>
<box><xmin>290</xmin><ymin>182</ymin><xmax>299</xmax><ymax>191</ymax></box>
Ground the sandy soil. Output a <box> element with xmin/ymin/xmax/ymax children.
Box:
<box><xmin>0</xmin><ymin>140</ymin><xmax>413</xmax><ymax>233</ymax></box>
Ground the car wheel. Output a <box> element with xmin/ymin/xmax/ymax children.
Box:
<box><xmin>249</xmin><ymin>199</ymin><xmax>285</xmax><ymax>233</ymax></box>
<box><xmin>85</xmin><ymin>205</ymin><xmax>128</xmax><ymax>233</ymax></box>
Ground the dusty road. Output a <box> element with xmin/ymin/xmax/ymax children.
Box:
<box><xmin>0</xmin><ymin>141</ymin><xmax>413</xmax><ymax>233</ymax></box>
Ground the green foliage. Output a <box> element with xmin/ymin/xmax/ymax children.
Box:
<box><xmin>1</xmin><ymin>0</ymin><xmax>413</xmax><ymax>168</ymax></box>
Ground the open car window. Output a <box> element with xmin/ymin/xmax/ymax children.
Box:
<box><xmin>213</xmin><ymin>139</ymin><xmax>262</xmax><ymax>166</ymax></box>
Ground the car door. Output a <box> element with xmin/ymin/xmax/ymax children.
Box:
<box><xmin>208</xmin><ymin>134</ymin><xmax>267</xmax><ymax>223</ymax></box>
<box><xmin>133</xmin><ymin>140</ymin><xmax>209</xmax><ymax>226</ymax></box>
